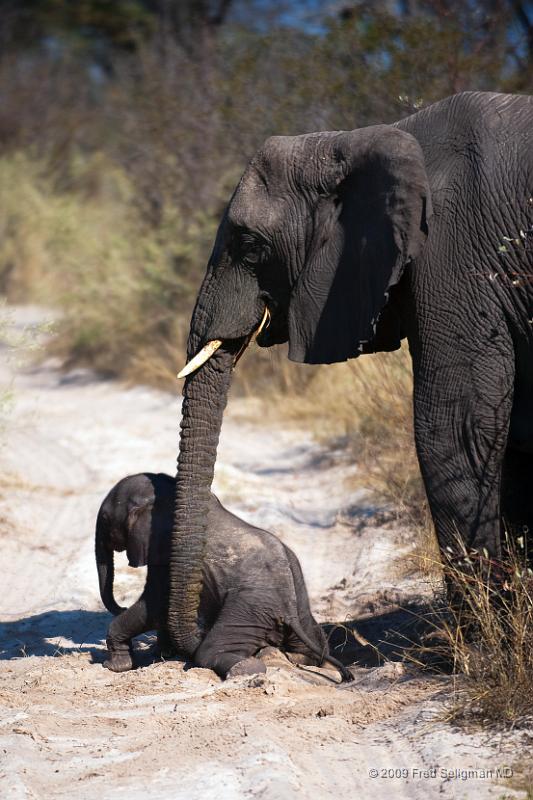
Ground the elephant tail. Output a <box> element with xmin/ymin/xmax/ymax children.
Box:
<box><xmin>95</xmin><ymin>508</ymin><xmax>124</xmax><ymax>616</ymax></box>
<box><xmin>287</xmin><ymin>619</ymin><xmax>353</xmax><ymax>683</ymax></box>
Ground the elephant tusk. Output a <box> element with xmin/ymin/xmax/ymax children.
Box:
<box><xmin>255</xmin><ymin>306</ymin><xmax>271</xmax><ymax>339</ymax></box>
<box><xmin>177</xmin><ymin>339</ymin><xmax>222</xmax><ymax>379</ymax></box>
<box><xmin>234</xmin><ymin>306</ymin><xmax>271</xmax><ymax>366</ymax></box>
<box><xmin>177</xmin><ymin>308</ymin><xmax>271</xmax><ymax>379</ymax></box>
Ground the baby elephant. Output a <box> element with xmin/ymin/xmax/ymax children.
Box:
<box><xmin>95</xmin><ymin>473</ymin><xmax>352</xmax><ymax>682</ymax></box>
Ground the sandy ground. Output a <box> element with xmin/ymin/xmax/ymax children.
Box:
<box><xmin>0</xmin><ymin>306</ymin><xmax>530</xmax><ymax>799</ymax></box>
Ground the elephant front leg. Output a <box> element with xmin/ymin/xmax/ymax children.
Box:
<box><xmin>104</xmin><ymin>597</ymin><xmax>154</xmax><ymax>672</ymax></box>
<box><xmin>413</xmin><ymin>340</ymin><xmax>514</xmax><ymax>567</ymax></box>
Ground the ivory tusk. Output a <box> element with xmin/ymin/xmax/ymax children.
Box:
<box><xmin>254</xmin><ymin>306</ymin><xmax>271</xmax><ymax>339</ymax></box>
<box><xmin>176</xmin><ymin>307</ymin><xmax>270</xmax><ymax>379</ymax></box>
<box><xmin>177</xmin><ymin>339</ymin><xmax>222</xmax><ymax>379</ymax></box>
<box><xmin>235</xmin><ymin>306</ymin><xmax>271</xmax><ymax>366</ymax></box>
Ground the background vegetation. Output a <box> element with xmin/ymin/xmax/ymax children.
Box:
<box><xmin>1</xmin><ymin>0</ymin><xmax>532</xmax><ymax>512</ymax></box>
<box><xmin>0</xmin><ymin>0</ymin><xmax>531</xmax><ymax>387</ymax></box>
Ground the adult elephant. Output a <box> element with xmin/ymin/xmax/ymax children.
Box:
<box><xmin>169</xmin><ymin>91</ymin><xmax>533</xmax><ymax>656</ymax></box>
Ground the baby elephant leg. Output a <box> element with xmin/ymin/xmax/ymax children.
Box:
<box><xmin>105</xmin><ymin>597</ymin><xmax>153</xmax><ymax>672</ymax></box>
<box><xmin>194</xmin><ymin>594</ymin><xmax>267</xmax><ymax>680</ymax></box>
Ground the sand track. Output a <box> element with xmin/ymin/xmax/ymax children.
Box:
<box><xmin>0</xmin><ymin>306</ymin><xmax>528</xmax><ymax>799</ymax></box>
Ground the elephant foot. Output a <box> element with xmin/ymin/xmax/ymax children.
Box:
<box><xmin>103</xmin><ymin>651</ymin><xmax>134</xmax><ymax>672</ymax></box>
<box><xmin>227</xmin><ymin>657</ymin><xmax>267</xmax><ymax>679</ymax></box>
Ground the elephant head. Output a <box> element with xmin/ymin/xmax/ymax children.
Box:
<box><xmin>95</xmin><ymin>474</ymin><xmax>172</xmax><ymax>615</ymax></box>
<box><xmin>169</xmin><ymin>125</ymin><xmax>432</xmax><ymax>655</ymax></box>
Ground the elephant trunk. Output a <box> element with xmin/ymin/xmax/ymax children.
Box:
<box><xmin>95</xmin><ymin>510</ymin><xmax>123</xmax><ymax>616</ymax></box>
<box><xmin>168</xmin><ymin>343</ymin><xmax>238</xmax><ymax>655</ymax></box>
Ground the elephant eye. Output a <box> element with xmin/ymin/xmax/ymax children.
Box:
<box><xmin>241</xmin><ymin>239</ymin><xmax>270</xmax><ymax>267</ymax></box>
<box><xmin>244</xmin><ymin>246</ymin><xmax>262</xmax><ymax>264</ymax></box>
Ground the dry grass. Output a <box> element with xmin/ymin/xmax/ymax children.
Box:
<box><xmin>446</xmin><ymin>548</ymin><xmax>533</xmax><ymax>727</ymax></box>
<box><xmin>508</xmin><ymin>763</ymin><xmax>533</xmax><ymax>798</ymax></box>
<box><xmin>0</xmin><ymin>152</ymin><xmax>218</xmax><ymax>388</ymax></box>
<box><xmin>407</xmin><ymin>534</ymin><xmax>533</xmax><ymax>729</ymax></box>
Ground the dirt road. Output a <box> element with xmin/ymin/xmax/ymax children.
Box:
<box><xmin>0</xmin><ymin>307</ymin><xmax>528</xmax><ymax>799</ymax></box>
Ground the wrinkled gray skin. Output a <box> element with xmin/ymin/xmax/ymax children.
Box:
<box><xmin>95</xmin><ymin>473</ymin><xmax>351</xmax><ymax>681</ymax></box>
<box><xmin>169</xmin><ymin>91</ymin><xmax>533</xmax><ymax>657</ymax></box>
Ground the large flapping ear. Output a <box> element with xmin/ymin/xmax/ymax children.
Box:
<box><xmin>126</xmin><ymin>502</ymin><xmax>171</xmax><ymax>567</ymax></box>
<box><xmin>287</xmin><ymin>125</ymin><xmax>431</xmax><ymax>364</ymax></box>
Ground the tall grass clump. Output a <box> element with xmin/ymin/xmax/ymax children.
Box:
<box><xmin>424</xmin><ymin>535</ymin><xmax>533</xmax><ymax>728</ymax></box>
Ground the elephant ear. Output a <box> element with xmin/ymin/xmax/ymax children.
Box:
<box><xmin>287</xmin><ymin>125</ymin><xmax>431</xmax><ymax>364</ymax></box>
<box><xmin>126</xmin><ymin>503</ymin><xmax>171</xmax><ymax>567</ymax></box>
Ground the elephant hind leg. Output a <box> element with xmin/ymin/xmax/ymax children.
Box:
<box><xmin>193</xmin><ymin>592</ymin><xmax>267</xmax><ymax>679</ymax></box>
<box><xmin>194</xmin><ymin>634</ymin><xmax>266</xmax><ymax>679</ymax></box>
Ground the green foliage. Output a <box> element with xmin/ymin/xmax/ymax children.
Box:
<box><xmin>0</xmin><ymin>0</ymin><xmax>154</xmax><ymax>53</ymax></box>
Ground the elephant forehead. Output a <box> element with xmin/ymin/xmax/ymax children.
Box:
<box><xmin>229</xmin><ymin>165</ymin><xmax>285</xmax><ymax>231</ymax></box>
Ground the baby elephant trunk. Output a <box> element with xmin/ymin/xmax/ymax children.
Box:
<box><xmin>289</xmin><ymin>621</ymin><xmax>353</xmax><ymax>683</ymax></box>
<box><xmin>95</xmin><ymin>510</ymin><xmax>124</xmax><ymax>617</ymax></box>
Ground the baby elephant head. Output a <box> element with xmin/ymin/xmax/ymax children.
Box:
<box><xmin>95</xmin><ymin>473</ymin><xmax>173</xmax><ymax>615</ymax></box>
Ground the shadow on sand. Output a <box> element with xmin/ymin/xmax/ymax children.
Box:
<box><xmin>325</xmin><ymin>601</ymin><xmax>451</xmax><ymax>671</ymax></box>
<box><xmin>0</xmin><ymin>602</ymin><xmax>450</xmax><ymax>672</ymax></box>
<box><xmin>0</xmin><ymin>609</ymin><xmax>182</xmax><ymax>669</ymax></box>
<box><xmin>0</xmin><ymin>608</ymin><xmax>112</xmax><ymax>660</ymax></box>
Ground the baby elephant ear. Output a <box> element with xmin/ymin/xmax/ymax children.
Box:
<box><xmin>126</xmin><ymin>504</ymin><xmax>152</xmax><ymax>567</ymax></box>
<box><xmin>288</xmin><ymin>125</ymin><xmax>431</xmax><ymax>364</ymax></box>
<box><xmin>126</xmin><ymin>503</ymin><xmax>170</xmax><ymax>567</ymax></box>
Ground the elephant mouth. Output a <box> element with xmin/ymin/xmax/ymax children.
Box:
<box><xmin>177</xmin><ymin>307</ymin><xmax>271</xmax><ymax>379</ymax></box>
<box><xmin>255</xmin><ymin>306</ymin><xmax>289</xmax><ymax>348</ymax></box>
